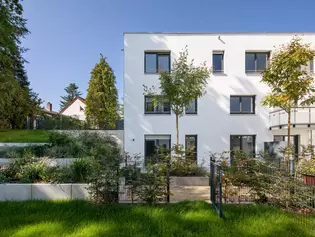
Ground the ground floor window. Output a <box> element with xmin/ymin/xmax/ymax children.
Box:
<box><xmin>185</xmin><ymin>135</ymin><xmax>197</xmax><ymax>162</ymax></box>
<box><xmin>144</xmin><ymin>135</ymin><xmax>171</xmax><ymax>163</ymax></box>
<box><xmin>230</xmin><ymin>135</ymin><xmax>256</xmax><ymax>158</ymax></box>
<box><xmin>273</xmin><ymin>135</ymin><xmax>299</xmax><ymax>155</ymax></box>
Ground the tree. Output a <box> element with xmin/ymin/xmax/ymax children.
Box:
<box><xmin>60</xmin><ymin>83</ymin><xmax>82</xmax><ymax>109</ymax></box>
<box><xmin>144</xmin><ymin>46</ymin><xmax>210</xmax><ymax>146</ymax></box>
<box><xmin>0</xmin><ymin>0</ymin><xmax>41</xmax><ymax>128</ymax></box>
<box><xmin>261</xmin><ymin>37</ymin><xmax>315</xmax><ymax>161</ymax></box>
<box><xmin>85</xmin><ymin>55</ymin><xmax>118</xmax><ymax>129</ymax></box>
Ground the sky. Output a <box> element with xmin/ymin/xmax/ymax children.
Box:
<box><xmin>21</xmin><ymin>0</ymin><xmax>315</xmax><ymax>112</ymax></box>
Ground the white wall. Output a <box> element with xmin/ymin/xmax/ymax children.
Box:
<box><xmin>61</xmin><ymin>99</ymin><xmax>86</xmax><ymax>121</ymax></box>
<box><xmin>124</xmin><ymin>33</ymin><xmax>315</xmax><ymax>165</ymax></box>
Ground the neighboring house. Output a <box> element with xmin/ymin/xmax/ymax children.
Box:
<box><xmin>123</xmin><ymin>32</ymin><xmax>315</xmax><ymax>165</ymax></box>
<box><xmin>60</xmin><ymin>96</ymin><xmax>86</xmax><ymax>121</ymax></box>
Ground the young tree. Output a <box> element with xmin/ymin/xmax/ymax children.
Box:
<box><xmin>85</xmin><ymin>55</ymin><xmax>118</xmax><ymax>129</ymax></box>
<box><xmin>261</xmin><ymin>37</ymin><xmax>315</xmax><ymax>161</ymax></box>
<box><xmin>60</xmin><ymin>83</ymin><xmax>82</xmax><ymax>109</ymax></box>
<box><xmin>144</xmin><ymin>47</ymin><xmax>210</xmax><ymax>146</ymax></box>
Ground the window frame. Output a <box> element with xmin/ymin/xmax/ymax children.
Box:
<box><xmin>144</xmin><ymin>134</ymin><xmax>171</xmax><ymax>163</ymax></box>
<box><xmin>144</xmin><ymin>95</ymin><xmax>171</xmax><ymax>115</ymax></box>
<box><xmin>230</xmin><ymin>135</ymin><xmax>256</xmax><ymax>158</ymax></box>
<box><xmin>185</xmin><ymin>98</ymin><xmax>198</xmax><ymax>114</ymax></box>
<box><xmin>212</xmin><ymin>51</ymin><xmax>224</xmax><ymax>74</ymax></box>
<box><xmin>185</xmin><ymin>134</ymin><xmax>198</xmax><ymax>162</ymax></box>
<box><xmin>230</xmin><ymin>95</ymin><xmax>255</xmax><ymax>114</ymax></box>
<box><xmin>245</xmin><ymin>52</ymin><xmax>270</xmax><ymax>74</ymax></box>
<box><xmin>144</xmin><ymin>52</ymin><xmax>171</xmax><ymax>74</ymax></box>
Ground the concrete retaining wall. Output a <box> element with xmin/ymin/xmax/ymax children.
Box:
<box><xmin>0</xmin><ymin>158</ymin><xmax>76</xmax><ymax>167</ymax></box>
<box><xmin>0</xmin><ymin>177</ymin><xmax>210</xmax><ymax>202</ymax></box>
<box><xmin>0</xmin><ymin>143</ymin><xmax>48</xmax><ymax>147</ymax></box>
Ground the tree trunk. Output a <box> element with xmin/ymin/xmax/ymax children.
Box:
<box><xmin>287</xmin><ymin>109</ymin><xmax>291</xmax><ymax>163</ymax></box>
<box><xmin>176</xmin><ymin>114</ymin><xmax>179</xmax><ymax>147</ymax></box>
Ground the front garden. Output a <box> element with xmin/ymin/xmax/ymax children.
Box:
<box><xmin>0</xmin><ymin>200</ymin><xmax>314</xmax><ymax>237</ymax></box>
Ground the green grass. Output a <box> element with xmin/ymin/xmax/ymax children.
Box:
<box><xmin>0</xmin><ymin>201</ymin><xmax>314</xmax><ymax>237</ymax></box>
<box><xmin>0</xmin><ymin>130</ymin><xmax>50</xmax><ymax>143</ymax></box>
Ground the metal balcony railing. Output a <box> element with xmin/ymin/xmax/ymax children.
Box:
<box><xmin>269</xmin><ymin>107</ymin><xmax>315</xmax><ymax>128</ymax></box>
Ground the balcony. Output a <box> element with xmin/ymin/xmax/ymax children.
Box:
<box><xmin>269</xmin><ymin>107</ymin><xmax>315</xmax><ymax>129</ymax></box>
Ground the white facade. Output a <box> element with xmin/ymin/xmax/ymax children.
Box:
<box><xmin>124</xmin><ymin>33</ymin><xmax>315</xmax><ymax>165</ymax></box>
<box><xmin>60</xmin><ymin>97</ymin><xmax>86</xmax><ymax>121</ymax></box>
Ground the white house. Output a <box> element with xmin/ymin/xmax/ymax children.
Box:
<box><xmin>124</xmin><ymin>32</ymin><xmax>315</xmax><ymax>165</ymax></box>
<box><xmin>60</xmin><ymin>96</ymin><xmax>86</xmax><ymax>121</ymax></box>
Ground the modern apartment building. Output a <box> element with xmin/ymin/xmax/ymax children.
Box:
<box><xmin>124</xmin><ymin>32</ymin><xmax>315</xmax><ymax>165</ymax></box>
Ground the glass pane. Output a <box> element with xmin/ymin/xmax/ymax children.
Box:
<box><xmin>158</xmin><ymin>139</ymin><xmax>170</xmax><ymax>153</ymax></box>
<box><xmin>246</xmin><ymin>53</ymin><xmax>255</xmax><ymax>72</ymax></box>
<box><xmin>145</xmin><ymin>140</ymin><xmax>156</xmax><ymax>157</ymax></box>
<box><xmin>230</xmin><ymin>97</ymin><xmax>240</xmax><ymax>113</ymax></box>
<box><xmin>163</xmin><ymin>100</ymin><xmax>171</xmax><ymax>113</ymax></box>
<box><xmin>185</xmin><ymin>99</ymin><xmax>196</xmax><ymax>113</ymax></box>
<box><xmin>241</xmin><ymin>136</ymin><xmax>254</xmax><ymax>157</ymax></box>
<box><xmin>145</xmin><ymin>97</ymin><xmax>154</xmax><ymax>112</ymax></box>
<box><xmin>256</xmin><ymin>53</ymin><xmax>267</xmax><ymax>71</ymax></box>
<box><xmin>213</xmin><ymin>54</ymin><xmax>223</xmax><ymax>72</ymax></box>
<box><xmin>145</xmin><ymin>54</ymin><xmax>156</xmax><ymax>73</ymax></box>
<box><xmin>241</xmin><ymin>97</ymin><xmax>253</xmax><ymax>113</ymax></box>
<box><xmin>158</xmin><ymin>55</ymin><xmax>170</xmax><ymax>72</ymax></box>
<box><xmin>231</xmin><ymin>136</ymin><xmax>241</xmax><ymax>151</ymax></box>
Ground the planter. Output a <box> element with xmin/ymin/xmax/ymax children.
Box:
<box><xmin>303</xmin><ymin>174</ymin><xmax>315</xmax><ymax>185</ymax></box>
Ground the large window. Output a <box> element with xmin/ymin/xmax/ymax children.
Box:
<box><xmin>185</xmin><ymin>135</ymin><xmax>197</xmax><ymax>161</ymax></box>
<box><xmin>144</xmin><ymin>96</ymin><xmax>171</xmax><ymax>114</ymax></box>
<box><xmin>213</xmin><ymin>51</ymin><xmax>224</xmax><ymax>74</ymax></box>
<box><xmin>185</xmin><ymin>98</ymin><xmax>197</xmax><ymax>114</ymax></box>
<box><xmin>145</xmin><ymin>52</ymin><xmax>170</xmax><ymax>73</ymax></box>
<box><xmin>230</xmin><ymin>135</ymin><xmax>256</xmax><ymax>158</ymax></box>
<box><xmin>230</xmin><ymin>96</ymin><xmax>255</xmax><ymax>114</ymax></box>
<box><xmin>145</xmin><ymin>135</ymin><xmax>171</xmax><ymax>162</ymax></box>
<box><xmin>246</xmin><ymin>52</ymin><xmax>270</xmax><ymax>73</ymax></box>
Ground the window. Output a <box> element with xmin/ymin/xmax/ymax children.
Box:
<box><xmin>230</xmin><ymin>135</ymin><xmax>256</xmax><ymax>158</ymax></box>
<box><xmin>144</xmin><ymin>96</ymin><xmax>170</xmax><ymax>114</ymax></box>
<box><xmin>185</xmin><ymin>98</ymin><xmax>197</xmax><ymax>114</ymax></box>
<box><xmin>213</xmin><ymin>51</ymin><xmax>224</xmax><ymax>73</ymax></box>
<box><xmin>185</xmin><ymin>135</ymin><xmax>197</xmax><ymax>161</ymax></box>
<box><xmin>145</xmin><ymin>135</ymin><xmax>171</xmax><ymax>162</ymax></box>
<box><xmin>245</xmin><ymin>52</ymin><xmax>270</xmax><ymax>73</ymax></box>
<box><xmin>230</xmin><ymin>96</ymin><xmax>255</xmax><ymax>114</ymax></box>
<box><xmin>145</xmin><ymin>52</ymin><xmax>170</xmax><ymax>73</ymax></box>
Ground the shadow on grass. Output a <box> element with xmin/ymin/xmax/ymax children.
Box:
<box><xmin>0</xmin><ymin>201</ymin><xmax>314</xmax><ymax>237</ymax></box>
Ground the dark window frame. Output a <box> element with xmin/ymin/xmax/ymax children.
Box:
<box><xmin>144</xmin><ymin>95</ymin><xmax>171</xmax><ymax>114</ymax></box>
<box><xmin>144</xmin><ymin>52</ymin><xmax>171</xmax><ymax>74</ymax></box>
<box><xmin>185</xmin><ymin>98</ymin><xmax>198</xmax><ymax>114</ymax></box>
<box><xmin>230</xmin><ymin>135</ymin><xmax>256</xmax><ymax>158</ymax></box>
<box><xmin>230</xmin><ymin>95</ymin><xmax>255</xmax><ymax>114</ymax></box>
<box><xmin>245</xmin><ymin>52</ymin><xmax>270</xmax><ymax>73</ymax></box>
<box><xmin>144</xmin><ymin>134</ymin><xmax>171</xmax><ymax>164</ymax></box>
<box><xmin>213</xmin><ymin>51</ymin><xmax>224</xmax><ymax>74</ymax></box>
<box><xmin>185</xmin><ymin>134</ymin><xmax>198</xmax><ymax>162</ymax></box>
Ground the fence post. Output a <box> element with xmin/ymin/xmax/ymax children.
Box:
<box><xmin>218</xmin><ymin>166</ymin><xmax>223</xmax><ymax>218</ymax></box>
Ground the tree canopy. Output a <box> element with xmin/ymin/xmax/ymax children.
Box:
<box><xmin>60</xmin><ymin>83</ymin><xmax>82</xmax><ymax>110</ymax></box>
<box><xmin>85</xmin><ymin>55</ymin><xmax>118</xmax><ymax>129</ymax></box>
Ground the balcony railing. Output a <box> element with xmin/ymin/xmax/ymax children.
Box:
<box><xmin>269</xmin><ymin>107</ymin><xmax>315</xmax><ymax>129</ymax></box>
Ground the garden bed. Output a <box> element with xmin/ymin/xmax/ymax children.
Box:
<box><xmin>0</xmin><ymin>200</ymin><xmax>314</xmax><ymax>237</ymax></box>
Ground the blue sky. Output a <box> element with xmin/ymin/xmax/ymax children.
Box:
<box><xmin>22</xmin><ymin>0</ymin><xmax>315</xmax><ymax>111</ymax></box>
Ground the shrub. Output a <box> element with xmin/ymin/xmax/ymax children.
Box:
<box><xmin>70</xmin><ymin>158</ymin><xmax>93</xmax><ymax>183</ymax></box>
<box><xmin>19</xmin><ymin>160</ymin><xmax>49</xmax><ymax>183</ymax></box>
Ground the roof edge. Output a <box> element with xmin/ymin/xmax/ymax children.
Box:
<box><xmin>124</xmin><ymin>32</ymin><xmax>315</xmax><ymax>35</ymax></box>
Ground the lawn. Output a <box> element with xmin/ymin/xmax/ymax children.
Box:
<box><xmin>0</xmin><ymin>130</ymin><xmax>50</xmax><ymax>143</ymax></box>
<box><xmin>0</xmin><ymin>201</ymin><xmax>314</xmax><ymax>237</ymax></box>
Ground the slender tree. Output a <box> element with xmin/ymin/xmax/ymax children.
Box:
<box><xmin>85</xmin><ymin>55</ymin><xmax>118</xmax><ymax>129</ymax></box>
<box><xmin>60</xmin><ymin>83</ymin><xmax>82</xmax><ymax>109</ymax></box>
<box><xmin>144</xmin><ymin>46</ymin><xmax>210</xmax><ymax>147</ymax></box>
<box><xmin>0</xmin><ymin>0</ymin><xmax>41</xmax><ymax>128</ymax></box>
<box><xmin>261</xmin><ymin>37</ymin><xmax>315</xmax><ymax>161</ymax></box>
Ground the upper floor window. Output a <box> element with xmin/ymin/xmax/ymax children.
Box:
<box><xmin>245</xmin><ymin>52</ymin><xmax>270</xmax><ymax>73</ymax></box>
<box><xmin>145</xmin><ymin>52</ymin><xmax>170</xmax><ymax>73</ymax></box>
<box><xmin>144</xmin><ymin>96</ymin><xmax>171</xmax><ymax>114</ymax></box>
<box><xmin>230</xmin><ymin>96</ymin><xmax>255</xmax><ymax>114</ymax></box>
<box><xmin>185</xmin><ymin>98</ymin><xmax>197</xmax><ymax>114</ymax></box>
<box><xmin>213</xmin><ymin>51</ymin><xmax>224</xmax><ymax>74</ymax></box>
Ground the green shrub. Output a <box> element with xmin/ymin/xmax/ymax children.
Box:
<box><xmin>70</xmin><ymin>158</ymin><xmax>93</xmax><ymax>183</ymax></box>
<box><xmin>19</xmin><ymin>160</ymin><xmax>49</xmax><ymax>183</ymax></box>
